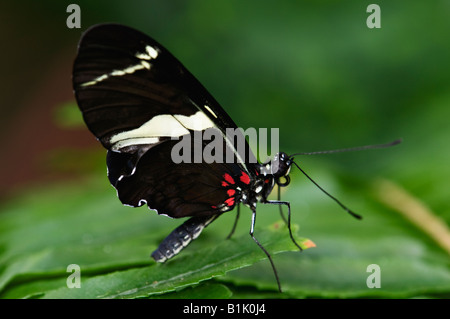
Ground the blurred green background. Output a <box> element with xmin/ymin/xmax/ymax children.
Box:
<box><xmin>0</xmin><ymin>0</ymin><xmax>449</xmax><ymax>298</ymax></box>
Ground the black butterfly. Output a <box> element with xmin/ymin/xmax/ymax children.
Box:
<box><xmin>73</xmin><ymin>24</ymin><xmax>399</xmax><ymax>292</ymax></box>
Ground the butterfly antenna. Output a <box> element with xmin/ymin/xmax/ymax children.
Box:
<box><xmin>288</xmin><ymin>138</ymin><xmax>402</xmax><ymax>219</ymax></box>
<box><xmin>291</xmin><ymin>161</ymin><xmax>362</xmax><ymax>220</ymax></box>
<box><xmin>289</xmin><ymin>138</ymin><xmax>402</xmax><ymax>157</ymax></box>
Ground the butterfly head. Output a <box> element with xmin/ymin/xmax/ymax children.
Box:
<box><xmin>272</xmin><ymin>152</ymin><xmax>293</xmax><ymax>187</ymax></box>
<box><xmin>256</xmin><ymin>152</ymin><xmax>293</xmax><ymax>188</ymax></box>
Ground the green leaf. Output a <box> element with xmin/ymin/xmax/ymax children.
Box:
<box><xmin>220</xmin><ymin>175</ymin><xmax>450</xmax><ymax>298</ymax></box>
<box><xmin>151</xmin><ymin>283</ymin><xmax>233</xmax><ymax>299</ymax></box>
<box><xmin>40</xmin><ymin>223</ymin><xmax>310</xmax><ymax>299</ymax></box>
<box><xmin>2</xmin><ymin>163</ymin><xmax>449</xmax><ymax>298</ymax></box>
<box><xmin>0</xmin><ymin>179</ymin><xmax>312</xmax><ymax>299</ymax></box>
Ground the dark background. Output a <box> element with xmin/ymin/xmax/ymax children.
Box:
<box><xmin>0</xmin><ymin>0</ymin><xmax>449</xmax><ymax>298</ymax></box>
<box><xmin>1</xmin><ymin>1</ymin><xmax>449</xmax><ymax>203</ymax></box>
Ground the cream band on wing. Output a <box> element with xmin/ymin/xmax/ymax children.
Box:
<box><xmin>109</xmin><ymin>111</ymin><xmax>216</xmax><ymax>150</ymax></box>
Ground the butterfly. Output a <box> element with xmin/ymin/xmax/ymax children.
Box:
<box><xmin>73</xmin><ymin>24</ymin><xmax>400</xmax><ymax>292</ymax></box>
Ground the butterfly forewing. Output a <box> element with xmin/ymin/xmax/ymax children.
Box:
<box><xmin>73</xmin><ymin>24</ymin><xmax>258</xmax><ymax>218</ymax></box>
<box><xmin>73</xmin><ymin>24</ymin><xmax>240</xmax><ymax>151</ymax></box>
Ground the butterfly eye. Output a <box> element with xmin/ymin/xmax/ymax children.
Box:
<box><xmin>276</xmin><ymin>175</ymin><xmax>290</xmax><ymax>187</ymax></box>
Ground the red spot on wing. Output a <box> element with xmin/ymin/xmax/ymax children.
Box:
<box><xmin>227</xmin><ymin>189</ymin><xmax>236</xmax><ymax>197</ymax></box>
<box><xmin>225</xmin><ymin>197</ymin><xmax>235</xmax><ymax>206</ymax></box>
<box><xmin>240</xmin><ymin>172</ymin><xmax>250</xmax><ymax>185</ymax></box>
<box><xmin>223</xmin><ymin>173</ymin><xmax>235</xmax><ymax>184</ymax></box>
<box><xmin>211</xmin><ymin>205</ymin><xmax>217</xmax><ymax>209</ymax></box>
<box><xmin>265</xmin><ymin>179</ymin><xmax>270</xmax><ymax>184</ymax></box>
<box><xmin>221</xmin><ymin>181</ymin><xmax>229</xmax><ymax>187</ymax></box>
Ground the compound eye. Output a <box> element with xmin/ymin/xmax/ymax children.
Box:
<box><xmin>276</xmin><ymin>175</ymin><xmax>290</xmax><ymax>187</ymax></box>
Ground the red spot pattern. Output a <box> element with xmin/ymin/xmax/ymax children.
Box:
<box><xmin>217</xmin><ymin>173</ymin><xmax>247</xmax><ymax>209</ymax></box>
<box><xmin>240</xmin><ymin>172</ymin><xmax>250</xmax><ymax>185</ymax></box>
<box><xmin>225</xmin><ymin>197</ymin><xmax>235</xmax><ymax>206</ymax></box>
<box><xmin>223</xmin><ymin>173</ymin><xmax>235</xmax><ymax>184</ymax></box>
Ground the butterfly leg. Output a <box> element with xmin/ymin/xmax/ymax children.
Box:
<box><xmin>151</xmin><ymin>214</ymin><xmax>219</xmax><ymax>263</ymax></box>
<box><xmin>277</xmin><ymin>185</ymin><xmax>288</xmax><ymax>225</ymax></box>
<box><xmin>263</xmin><ymin>200</ymin><xmax>303</xmax><ymax>252</ymax></box>
<box><xmin>226</xmin><ymin>204</ymin><xmax>240</xmax><ymax>240</ymax></box>
<box><xmin>249</xmin><ymin>207</ymin><xmax>282</xmax><ymax>292</ymax></box>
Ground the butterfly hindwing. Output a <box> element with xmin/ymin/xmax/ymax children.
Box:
<box><xmin>108</xmin><ymin>132</ymin><xmax>249</xmax><ymax>218</ymax></box>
